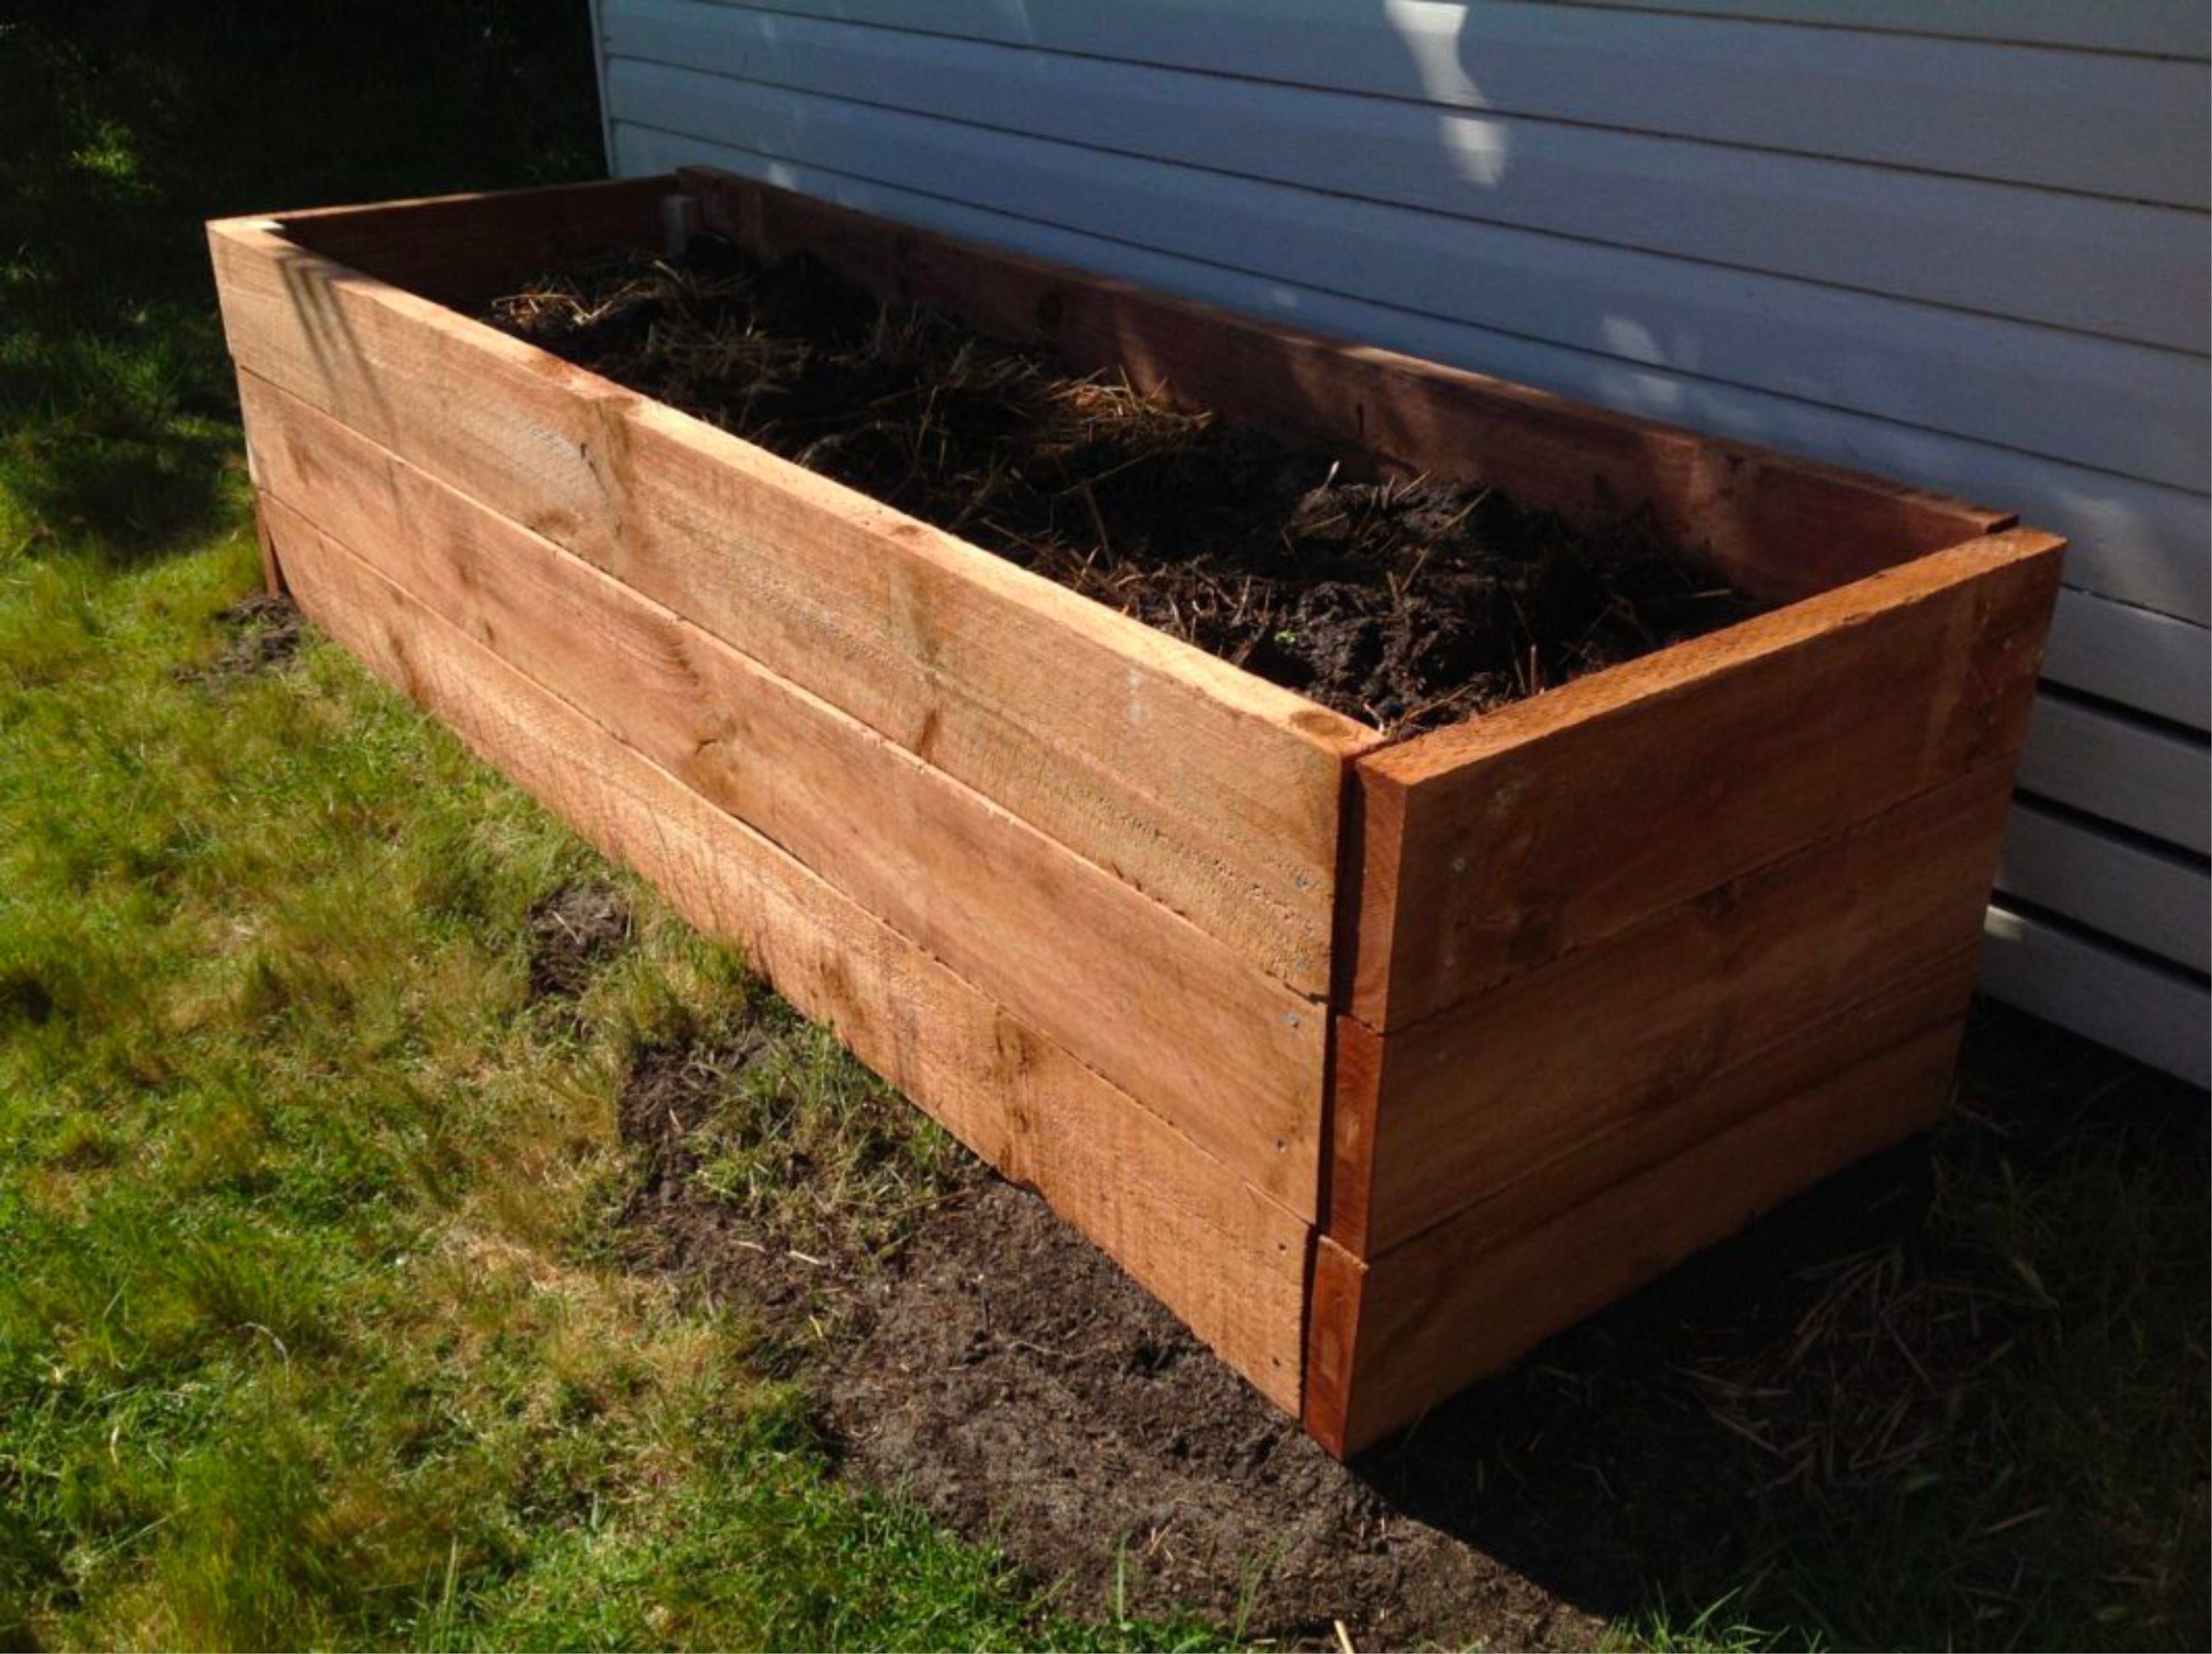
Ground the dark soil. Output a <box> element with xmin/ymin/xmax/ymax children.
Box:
<box><xmin>179</xmin><ymin>591</ymin><xmax>302</xmax><ymax>684</ymax></box>
<box><xmin>616</xmin><ymin>1026</ymin><xmax>860</xmax><ymax>1361</ymax></box>
<box><xmin>611</xmin><ymin>1004</ymin><xmax>2208</xmax><ymax>1650</ymax></box>
<box><xmin>525</xmin><ymin>878</ymin><xmax>633</xmax><ymax>1000</ymax></box>
<box><xmin>484</xmin><ymin>243</ymin><xmax>1758</xmax><ymax>734</ymax></box>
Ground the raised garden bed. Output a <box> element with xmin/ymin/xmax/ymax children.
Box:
<box><xmin>209</xmin><ymin>170</ymin><xmax>2062</xmax><ymax>1456</ymax></box>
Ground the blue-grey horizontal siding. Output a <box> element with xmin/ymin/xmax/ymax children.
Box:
<box><xmin>594</xmin><ymin>0</ymin><xmax>2210</xmax><ymax>1080</ymax></box>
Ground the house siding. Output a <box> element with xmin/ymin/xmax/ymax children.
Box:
<box><xmin>593</xmin><ymin>0</ymin><xmax>2211</xmax><ymax>1083</ymax></box>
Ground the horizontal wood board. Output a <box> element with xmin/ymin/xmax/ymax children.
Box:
<box><xmin>613</xmin><ymin>62</ymin><xmax>2208</xmax><ymax>494</ymax></box>
<box><xmin>278</xmin><ymin>174</ymin><xmax>670</xmax><ymax>307</ymax></box>
<box><xmin>679</xmin><ymin>167</ymin><xmax>2004</xmax><ymax>609</ymax></box>
<box><xmin>615</xmin><ymin>126</ymin><xmax>2210</xmax><ymax>634</ymax></box>
<box><xmin>1332</xmin><ymin>762</ymin><xmax>2018</xmax><ymax>1257</ymax></box>
<box><xmin>1307</xmin><ymin>1018</ymin><xmax>1963</xmax><ymax>1456</ymax></box>
<box><xmin>1345</xmin><ymin>532</ymin><xmax>2064</xmax><ymax>1032</ymax></box>
<box><xmin>238</xmin><ymin>370</ymin><xmax>1326</xmax><ymax>1211</ymax></box>
<box><xmin>207</xmin><ymin>212</ymin><xmax>1370</xmax><ymax>1003</ymax></box>
<box><xmin>260</xmin><ymin>489</ymin><xmax>1312</xmax><ymax>1408</ymax></box>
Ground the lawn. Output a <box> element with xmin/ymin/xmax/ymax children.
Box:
<box><xmin>1</xmin><ymin>7</ymin><xmax>2205</xmax><ymax>1650</ymax></box>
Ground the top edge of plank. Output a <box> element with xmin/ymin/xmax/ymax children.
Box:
<box><xmin>207</xmin><ymin>173</ymin><xmax>679</xmax><ymax>235</ymax></box>
<box><xmin>676</xmin><ymin>165</ymin><xmax>2017</xmax><ymax>542</ymax></box>
<box><xmin>209</xmin><ymin>213</ymin><xmax>1379</xmax><ymax>765</ymax></box>
<box><xmin>1364</xmin><ymin>526</ymin><xmax>2067</xmax><ymax>788</ymax></box>
<box><xmin>216</xmin><ymin>172</ymin><xmax>2014</xmax><ymax>758</ymax></box>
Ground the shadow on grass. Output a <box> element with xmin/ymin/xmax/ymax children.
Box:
<box><xmin>1345</xmin><ymin>1001</ymin><xmax>2208</xmax><ymax>1651</ymax></box>
<box><xmin>0</xmin><ymin>1</ymin><xmax>600</xmax><ymax>565</ymax></box>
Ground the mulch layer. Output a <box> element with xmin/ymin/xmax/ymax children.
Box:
<box><xmin>483</xmin><ymin>241</ymin><xmax>1758</xmax><ymax>734</ymax></box>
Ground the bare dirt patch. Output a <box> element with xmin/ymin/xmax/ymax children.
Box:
<box><xmin>612</xmin><ymin>1005</ymin><xmax>2207</xmax><ymax>1649</ymax></box>
<box><xmin>526</xmin><ymin>878</ymin><xmax>634</xmax><ymax>1001</ymax></box>
<box><xmin>179</xmin><ymin>590</ymin><xmax>302</xmax><ymax>684</ymax></box>
<box><xmin>484</xmin><ymin>244</ymin><xmax>1758</xmax><ymax>734</ymax></box>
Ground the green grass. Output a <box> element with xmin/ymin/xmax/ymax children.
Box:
<box><xmin>0</xmin><ymin>7</ymin><xmax>1218</xmax><ymax>1647</ymax></box>
<box><xmin>0</xmin><ymin>464</ymin><xmax>1222</xmax><ymax>1650</ymax></box>
<box><xmin>1</xmin><ymin>7</ymin><xmax>2205</xmax><ymax>1651</ymax></box>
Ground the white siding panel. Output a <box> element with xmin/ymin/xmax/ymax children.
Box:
<box><xmin>1999</xmin><ymin>805</ymin><xmax>2210</xmax><ymax>973</ymax></box>
<box><xmin>607</xmin><ymin>61</ymin><xmax>2208</xmax><ymax>492</ymax></box>
<box><xmin>597</xmin><ymin>3</ymin><xmax>2212</xmax><ymax>1075</ymax></box>
<box><xmin>612</xmin><ymin>120</ymin><xmax>2212</xmax><ymax>632</ymax></box>
<box><xmin>2017</xmin><ymin>698</ymin><xmax>2211</xmax><ymax>856</ymax></box>
<box><xmin>1981</xmin><ymin>907</ymin><xmax>2209</xmax><ymax>1088</ymax></box>
<box><xmin>2044</xmin><ymin>591</ymin><xmax>2211</xmax><ymax>732</ymax></box>
<box><xmin>606</xmin><ymin>1</ymin><xmax>2209</xmax><ymax>351</ymax></box>
<box><xmin>692</xmin><ymin>0</ymin><xmax>2212</xmax><ymax>206</ymax></box>
<box><xmin>1542</xmin><ymin>1</ymin><xmax>2211</xmax><ymax>59</ymax></box>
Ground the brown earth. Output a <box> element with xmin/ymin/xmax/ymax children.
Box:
<box><xmin>483</xmin><ymin>243</ymin><xmax>1758</xmax><ymax>735</ymax></box>
<box><xmin>525</xmin><ymin>878</ymin><xmax>633</xmax><ymax>1001</ymax></box>
<box><xmin>606</xmin><ymin>1000</ymin><xmax>2205</xmax><ymax>1650</ymax></box>
<box><xmin>178</xmin><ymin>591</ymin><xmax>302</xmax><ymax>684</ymax></box>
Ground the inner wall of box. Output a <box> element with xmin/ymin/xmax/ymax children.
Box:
<box><xmin>288</xmin><ymin>170</ymin><xmax>1991</xmax><ymax>678</ymax></box>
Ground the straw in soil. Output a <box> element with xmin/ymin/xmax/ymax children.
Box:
<box><xmin>482</xmin><ymin>241</ymin><xmax>1761</xmax><ymax>734</ymax></box>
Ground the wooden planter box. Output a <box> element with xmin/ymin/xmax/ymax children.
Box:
<box><xmin>208</xmin><ymin>170</ymin><xmax>2062</xmax><ymax>1456</ymax></box>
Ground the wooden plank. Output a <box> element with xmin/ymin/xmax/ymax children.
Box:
<box><xmin>1330</xmin><ymin>763</ymin><xmax>2014</xmax><ymax>1257</ymax></box>
<box><xmin>208</xmin><ymin>212</ymin><xmax>1369</xmax><ymax>998</ymax></box>
<box><xmin>606</xmin><ymin>3</ymin><xmax>2208</xmax><ymax>349</ymax></box>
<box><xmin>1997</xmin><ymin>803</ymin><xmax>2211</xmax><ymax>974</ymax></box>
<box><xmin>239</xmin><ymin>371</ymin><xmax>1323</xmax><ymax>1212</ymax></box>
<box><xmin>611</xmin><ymin>0</ymin><xmax>2211</xmax><ymax>206</ymax></box>
<box><xmin>1345</xmin><ymin>531</ymin><xmax>2062</xmax><ymax>1033</ymax></box>
<box><xmin>628</xmin><ymin>128</ymin><xmax>2210</xmax><ymax>628</ymax></box>
<box><xmin>249</xmin><ymin>493</ymin><xmax>285</xmax><ymax>597</ymax></box>
<box><xmin>1307</xmin><ymin>1021</ymin><xmax>1962</xmax><ymax>1457</ymax></box>
<box><xmin>261</xmin><ymin>491</ymin><xmax>1313</xmax><ymax>1408</ymax></box>
<box><xmin>2017</xmin><ymin>695</ymin><xmax>2211</xmax><ymax>855</ymax></box>
<box><xmin>2044</xmin><ymin>589</ymin><xmax>2210</xmax><ymax>732</ymax></box>
<box><xmin>1330</xmin><ymin>934</ymin><xmax>1977</xmax><ymax>1261</ymax></box>
<box><xmin>1980</xmin><ymin>905</ymin><xmax>2211</xmax><ymax>1088</ymax></box>
<box><xmin>276</xmin><ymin>175</ymin><xmax>670</xmax><ymax>307</ymax></box>
<box><xmin>684</xmin><ymin>167</ymin><xmax>2007</xmax><ymax>609</ymax></box>
<box><xmin>631</xmin><ymin>69</ymin><xmax>2211</xmax><ymax>490</ymax></box>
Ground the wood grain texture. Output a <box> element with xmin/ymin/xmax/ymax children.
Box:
<box><xmin>1330</xmin><ymin>763</ymin><xmax>2015</xmax><ymax>1257</ymax></box>
<box><xmin>260</xmin><ymin>490</ymin><xmax>1311</xmax><ymax>1409</ymax></box>
<box><xmin>1346</xmin><ymin>529</ymin><xmax>2064</xmax><ymax>1033</ymax></box>
<box><xmin>642</xmin><ymin>70</ymin><xmax>2208</xmax><ymax>494</ymax></box>
<box><xmin>634</xmin><ymin>128</ymin><xmax>2208</xmax><ymax>634</ymax></box>
<box><xmin>274</xmin><ymin>174</ymin><xmax>671</xmax><ymax>307</ymax></box>
<box><xmin>1307</xmin><ymin>1020</ymin><xmax>1963</xmax><ymax>1457</ymax></box>
<box><xmin>208</xmin><ymin>213</ymin><xmax>1368</xmax><ymax>998</ymax></box>
<box><xmin>240</xmin><ymin>371</ymin><xmax>1323</xmax><ymax>1211</ymax></box>
<box><xmin>683</xmin><ymin>167</ymin><xmax>2011</xmax><ymax>608</ymax></box>
<box><xmin>1331</xmin><ymin>938</ymin><xmax>1978</xmax><ymax>1265</ymax></box>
